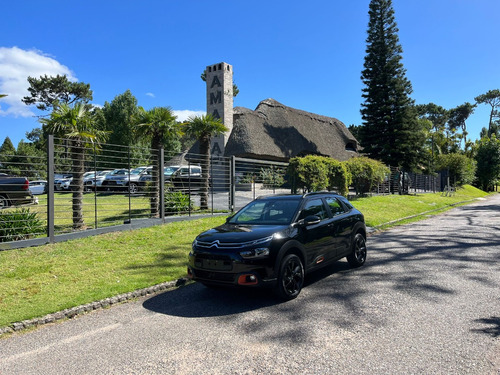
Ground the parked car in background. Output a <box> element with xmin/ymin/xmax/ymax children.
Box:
<box><xmin>101</xmin><ymin>167</ymin><xmax>148</xmax><ymax>193</ymax></box>
<box><xmin>169</xmin><ymin>165</ymin><xmax>204</xmax><ymax>192</ymax></box>
<box><xmin>84</xmin><ymin>170</ymin><xmax>112</xmax><ymax>192</ymax></box>
<box><xmin>58</xmin><ymin>177</ymin><xmax>73</xmax><ymax>190</ymax></box>
<box><xmin>29</xmin><ymin>180</ymin><xmax>48</xmax><ymax>195</ymax></box>
<box><xmin>138</xmin><ymin>165</ymin><xmax>180</xmax><ymax>189</ymax></box>
<box><xmin>188</xmin><ymin>192</ymin><xmax>367</xmax><ymax>300</ymax></box>
<box><xmin>0</xmin><ymin>174</ymin><xmax>35</xmax><ymax>208</ymax></box>
<box><xmin>54</xmin><ymin>174</ymin><xmax>72</xmax><ymax>191</ymax></box>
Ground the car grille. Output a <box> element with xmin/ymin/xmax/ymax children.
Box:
<box><xmin>193</xmin><ymin>269</ymin><xmax>235</xmax><ymax>283</ymax></box>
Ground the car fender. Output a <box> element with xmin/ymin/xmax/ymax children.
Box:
<box><xmin>273</xmin><ymin>240</ymin><xmax>307</xmax><ymax>277</ymax></box>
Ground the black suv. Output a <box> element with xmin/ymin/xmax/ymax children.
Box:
<box><xmin>188</xmin><ymin>192</ymin><xmax>367</xmax><ymax>300</ymax></box>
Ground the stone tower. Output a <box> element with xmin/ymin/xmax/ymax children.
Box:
<box><xmin>206</xmin><ymin>62</ymin><xmax>233</xmax><ymax>157</ymax></box>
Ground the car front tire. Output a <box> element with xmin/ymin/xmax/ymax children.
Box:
<box><xmin>129</xmin><ymin>183</ymin><xmax>138</xmax><ymax>194</ymax></box>
<box><xmin>275</xmin><ymin>254</ymin><xmax>304</xmax><ymax>300</ymax></box>
<box><xmin>347</xmin><ymin>233</ymin><xmax>367</xmax><ymax>268</ymax></box>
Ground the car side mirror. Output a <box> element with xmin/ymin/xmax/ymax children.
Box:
<box><xmin>296</xmin><ymin>215</ymin><xmax>321</xmax><ymax>226</ymax></box>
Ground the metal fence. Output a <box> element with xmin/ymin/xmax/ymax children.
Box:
<box><xmin>0</xmin><ymin>135</ymin><xmax>443</xmax><ymax>249</ymax></box>
<box><xmin>0</xmin><ymin>136</ymin><xmax>291</xmax><ymax>249</ymax></box>
<box><xmin>371</xmin><ymin>166</ymin><xmax>440</xmax><ymax>195</ymax></box>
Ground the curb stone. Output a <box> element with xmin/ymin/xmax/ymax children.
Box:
<box><xmin>0</xmin><ymin>278</ymin><xmax>189</xmax><ymax>338</ymax></box>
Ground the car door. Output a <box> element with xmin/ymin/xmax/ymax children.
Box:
<box><xmin>297</xmin><ymin>198</ymin><xmax>335</xmax><ymax>268</ymax></box>
<box><xmin>325</xmin><ymin>196</ymin><xmax>352</xmax><ymax>257</ymax></box>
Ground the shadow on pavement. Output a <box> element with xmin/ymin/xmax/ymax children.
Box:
<box><xmin>143</xmin><ymin>261</ymin><xmax>351</xmax><ymax>318</ymax></box>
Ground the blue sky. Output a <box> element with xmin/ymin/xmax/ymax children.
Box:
<box><xmin>1</xmin><ymin>0</ymin><xmax>498</xmax><ymax>148</ymax></box>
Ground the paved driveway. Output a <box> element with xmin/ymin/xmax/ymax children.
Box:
<box><xmin>1</xmin><ymin>195</ymin><xmax>499</xmax><ymax>374</ymax></box>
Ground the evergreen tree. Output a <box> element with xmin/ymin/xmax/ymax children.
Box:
<box><xmin>359</xmin><ymin>0</ymin><xmax>424</xmax><ymax>170</ymax></box>
<box><xmin>475</xmin><ymin>136</ymin><xmax>500</xmax><ymax>191</ymax></box>
<box><xmin>0</xmin><ymin>137</ymin><xmax>16</xmax><ymax>174</ymax></box>
<box><xmin>0</xmin><ymin>136</ymin><xmax>16</xmax><ymax>156</ymax></box>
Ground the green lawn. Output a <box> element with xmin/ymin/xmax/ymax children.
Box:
<box><xmin>32</xmin><ymin>192</ymin><xmax>153</xmax><ymax>232</ymax></box>
<box><xmin>0</xmin><ymin>185</ymin><xmax>491</xmax><ymax>328</ymax></box>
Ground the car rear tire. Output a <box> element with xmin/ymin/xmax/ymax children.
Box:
<box><xmin>275</xmin><ymin>254</ymin><xmax>304</xmax><ymax>300</ymax></box>
<box><xmin>347</xmin><ymin>233</ymin><xmax>367</xmax><ymax>268</ymax></box>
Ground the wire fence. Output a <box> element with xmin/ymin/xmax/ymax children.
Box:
<box><xmin>0</xmin><ymin>135</ymin><xmax>441</xmax><ymax>248</ymax></box>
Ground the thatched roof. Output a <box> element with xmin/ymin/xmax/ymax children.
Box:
<box><xmin>224</xmin><ymin>98</ymin><xmax>359</xmax><ymax>162</ymax></box>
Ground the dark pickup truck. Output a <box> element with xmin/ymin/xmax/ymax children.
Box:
<box><xmin>0</xmin><ymin>174</ymin><xmax>34</xmax><ymax>209</ymax></box>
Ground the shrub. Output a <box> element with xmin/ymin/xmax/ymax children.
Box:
<box><xmin>324</xmin><ymin>158</ymin><xmax>351</xmax><ymax>196</ymax></box>
<box><xmin>259</xmin><ymin>167</ymin><xmax>285</xmax><ymax>189</ymax></box>
<box><xmin>344</xmin><ymin>157</ymin><xmax>390</xmax><ymax>196</ymax></box>
<box><xmin>0</xmin><ymin>208</ymin><xmax>44</xmax><ymax>242</ymax></box>
<box><xmin>164</xmin><ymin>189</ymin><xmax>193</xmax><ymax>215</ymax></box>
<box><xmin>436</xmin><ymin>153</ymin><xmax>476</xmax><ymax>187</ymax></box>
<box><xmin>288</xmin><ymin>155</ymin><xmax>351</xmax><ymax>196</ymax></box>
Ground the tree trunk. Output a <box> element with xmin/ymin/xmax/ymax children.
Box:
<box><xmin>71</xmin><ymin>139</ymin><xmax>85</xmax><ymax>230</ymax></box>
<box><xmin>199</xmin><ymin>135</ymin><xmax>210</xmax><ymax>210</ymax></box>
<box><xmin>150</xmin><ymin>138</ymin><xmax>160</xmax><ymax>217</ymax></box>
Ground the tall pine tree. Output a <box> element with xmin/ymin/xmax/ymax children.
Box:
<box><xmin>359</xmin><ymin>0</ymin><xmax>424</xmax><ymax>170</ymax></box>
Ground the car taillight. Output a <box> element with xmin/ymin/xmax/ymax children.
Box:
<box><xmin>22</xmin><ymin>179</ymin><xmax>29</xmax><ymax>191</ymax></box>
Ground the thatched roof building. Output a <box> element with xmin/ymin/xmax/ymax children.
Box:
<box><xmin>224</xmin><ymin>99</ymin><xmax>359</xmax><ymax>162</ymax></box>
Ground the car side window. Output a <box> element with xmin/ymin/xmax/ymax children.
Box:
<box><xmin>338</xmin><ymin>196</ymin><xmax>354</xmax><ymax>211</ymax></box>
<box><xmin>325</xmin><ymin>197</ymin><xmax>345</xmax><ymax>216</ymax></box>
<box><xmin>299</xmin><ymin>198</ymin><xmax>328</xmax><ymax>221</ymax></box>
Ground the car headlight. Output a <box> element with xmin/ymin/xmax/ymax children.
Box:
<box><xmin>240</xmin><ymin>248</ymin><xmax>270</xmax><ymax>259</ymax></box>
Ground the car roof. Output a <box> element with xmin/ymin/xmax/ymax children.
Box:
<box><xmin>255</xmin><ymin>192</ymin><xmax>342</xmax><ymax>201</ymax></box>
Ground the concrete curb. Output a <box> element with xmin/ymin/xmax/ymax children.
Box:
<box><xmin>0</xmin><ymin>278</ymin><xmax>189</xmax><ymax>337</ymax></box>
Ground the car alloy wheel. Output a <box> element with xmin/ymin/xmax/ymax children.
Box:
<box><xmin>0</xmin><ymin>194</ymin><xmax>8</xmax><ymax>209</ymax></box>
<box><xmin>276</xmin><ymin>254</ymin><xmax>304</xmax><ymax>300</ymax></box>
<box><xmin>347</xmin><ymin>233</ymin><xmax>367</xmax><ymax>268</ymax></box>
<box><xmin>129</xmin><ymin>183</ymin><xmax>138</xmax><ymax>194</ymax></box>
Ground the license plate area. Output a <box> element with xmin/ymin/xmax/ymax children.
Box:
<box><xmin>195</xmin><ymin>256</ymin><xmax>232</xmax><ymax>271</ymax></box>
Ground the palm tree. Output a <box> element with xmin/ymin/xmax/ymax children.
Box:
<box><xmin>134</xmin><ymin>106</ymin><xmax>181</xmax><ymax>216</ymax></box>
<box><xmin>184</xmin><ymin>114</ymin><xmax>228</xmax><ymax>210</ymax></box>
<box><xmin>41</xmin><ymin>102</ymin><xmax>108</xmax><ymax>229</ymax></box>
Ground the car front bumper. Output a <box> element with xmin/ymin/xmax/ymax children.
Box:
<box><xmin>187</xmin><ymin>251</ymin><xmax>277</xmax><ymax>287</ymax></box>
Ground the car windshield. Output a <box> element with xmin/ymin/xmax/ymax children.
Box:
<box><xmin>229</xmin><ymin>199</ymin><xmax>300</xmax><ymax>225</ymax></box>
<box><xmin>97</xmin><ymin>171</ymin><xmax>110</xmax><ymax>176</ymax></box>
<box><xmin>110</xmin><ymin>170</ymin><xmax>127</xmax><ymax>175</ymax></box>
<box><xmin>164</xmin><ymin>166</ymin><xmax>179</xmax><ymax>175</ymax></box>
<box><xmin>130</xmin><ymin>167</ymin><xmax>146</xmax><ymax>175</ymax></box>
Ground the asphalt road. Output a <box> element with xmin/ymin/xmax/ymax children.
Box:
<box><xmin>1</xmin><ymin>194</ymin><xmax>499</xmax><ymax>375</ymax></box>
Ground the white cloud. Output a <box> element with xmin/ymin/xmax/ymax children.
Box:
<box><xmin>0</xmin><ymin>46</ymin><xmax>76</xmax><ymax>117</ymax></box>
<box><xmin>145</xmin><ymin>92</ymin><xmax>155</xmax><ymax>98</ymax></box>
<box><xmin>173</xmin><ymin>109</ymin><xmax>206</xmax><ymax>122</ymax></box>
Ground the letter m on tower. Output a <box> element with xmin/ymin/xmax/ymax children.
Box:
<box><xmin>210</xmin><ymin>91</ymin><xmax>222</xmax><ymax>105</ymax></box>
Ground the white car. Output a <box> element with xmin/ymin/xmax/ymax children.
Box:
<box><xmin>84</xmin><ymin>170</ymin><xmax>112</xmax><ymax>192</ymax></box>
<box><xmin>29</xmin><ymin>180</ymin><xmax>48</xmax><ymax>195</ymax></box>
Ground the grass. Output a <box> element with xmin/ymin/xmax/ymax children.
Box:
<box><xmin>32</xmin><ymin>192</ymin><xmax>153</xmax><ymax>232</ymax></box>
<box><xmin>0</xmin><ymin>216</ymin><xmax>226</xmax><ymax>327</ymax></box>
<box><xmin>0</xmin><ymin>184</ymin><xmax>491</xmax><ymax>328</ymax></box>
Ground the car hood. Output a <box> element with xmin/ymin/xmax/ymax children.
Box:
<box><xmin>196</xmin><ymin>223</ymin><xmax>289</xmax><ymax>244</ymax></box>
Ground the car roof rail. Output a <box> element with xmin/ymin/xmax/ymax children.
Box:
<box><xmin>302</xmin><ymin>190</ymin><xmax>338</xmax><ymax>197</ymax></box>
